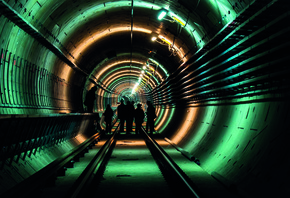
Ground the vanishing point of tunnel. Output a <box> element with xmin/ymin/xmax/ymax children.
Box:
<box><xmin>1</xmin><ymin>0</ymin><xmax>290</xmax><ymax>197</ymax></box>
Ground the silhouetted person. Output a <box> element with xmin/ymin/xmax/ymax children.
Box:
<box><xmin>84</xmin><ymin>86</ymin><xmax>97</xmax><ymax>113</ymax></box>
<box><xmin>117</xmin><ymin>100</ymin><xmax>126</xmax><ymax>132</ymax></box>
<box><xmin>104</xmin><ymin>104</ymin><xmax>113</xmax><ymax>134</ymax></box>
<box><xmin>146</xmin><ymin>101</ymin><xmax>156</xmax><ymax>134</ymax></box>
<box><xmin>135</xmin><ymin>103</ymin><xmax>144</xmax><ymax>135</ymax></box>
<box><xmin>125</xmin><ymin>101</ymin><xmax>135</xmax><ymax>133</ymax></box>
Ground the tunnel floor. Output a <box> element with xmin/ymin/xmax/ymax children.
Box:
<box><xmin>39</xmin><ymin>140</ymin><xmax>107</xmax><ymax>198</ymax></box>
<box><xmin>95</xmin><ymin>134</ymin><xmax>174</xmax><ymax>198</ymax></box>
<box><xmin>35</xmin><ymin>129</ymin><xmax>235</xmax><ymax>198</ymax></box>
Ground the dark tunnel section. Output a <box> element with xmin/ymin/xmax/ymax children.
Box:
<box><xmin>1</xmin><ymin>0</ymin><xmax>290</xmax><ymax>197</ymax></box>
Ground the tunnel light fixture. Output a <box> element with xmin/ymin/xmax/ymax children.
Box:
<box><xmin>158</xmin><ymin>9</ymin><xmax>168</xmax><ymax>20</ymax></box>
<box><xmin>146</xmin><ymin>73</ymin><xmax>152</xmax><ymax>77</ymax></box>
<box><xmin>151</xmin><ymin>35</ymin><xmax>180</xmax><ymax>56</ymax></box>
<box><xmin>151</xmin><ymin>34</ymin><xmax>172</xmax><ymax>46</ymax></box>
<box><xmin>159</xmin><ymin>36</ymin><xmax>172</xmax><ymax>45</ymax></box>
<box><xmin>172</xmin><ymin>16</ymin><xmax>185</xmax><ymax>26</ymax></box>
<box><xmin>151</xmin><ymin>32</ymin><xmax>159</xmax><ymax>42</ymax></box>
<box><xmin>158</xmin><ymin>9</ymin><xmax>186</xmax><ymax>27</ymax></box>
<box><xmin>144</xmin><ymin>63</ymin><xmax>155</xmax><ymax>73</ymax></box>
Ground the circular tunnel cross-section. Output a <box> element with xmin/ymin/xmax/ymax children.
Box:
<box><xmin>1</xmin><ymin>0</ymin><xmax>290</xmax><ymax>197</ymax></box>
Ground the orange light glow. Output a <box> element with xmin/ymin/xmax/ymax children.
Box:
<box><xmin>158</xmin><ymin>35</ymin><xmax>186</xmax><ymax>60</ymax></box>
<box><xmin>95</xmin><ymin>60</ymin><xmax>145</xmax><ymax>80</ymax></box>
<box><xmin>52</xmin><ymin>61</ymin><xmax>75</xmax><ymax>111</ymax></box>
<box><xmin>70</xmin><ymin>27</ymin><xmax>152</xmax><ymax>62</ymax></box>
<box><xmin>102</xmin><ymin>71</ymin><xmax>156</xmax><ymax>91</ymax></box>
<box><xmin>156</xmin><ymin>107</ymin><xmax>161</xmax><ymax>117</ymax></box>
<box><xmin>155</xmin><ymin>108</ymin><xmax>169</xmax><ymax>131</ymax></box>
<box><xmin>155</xmin><ymin>139</ymin><xmax>171</xmax><ymax>146</ymax></box>
<box><xmin>116</xmin><ymin>140</ymin><xmax>146</xmax><ymax>146</ymax></box>
<box><xmin>171</xmin><ymin>108</ymin><xmax>198</xmax><ymax>144</ymax></box>
<box><xmin>74</xmin><ymin>134</ymin><xmax>87</xmax><ymax>143</ymax></box>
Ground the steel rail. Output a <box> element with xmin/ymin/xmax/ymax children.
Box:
<box><xmin>141</xmin><ymin>128</ymin><xmax>201</xmax><ymax>198</ymax></box>
<box><xmin>66</xmin><ymin>122</ymin><xmax>120</xmax><ymax>198</ymax></box>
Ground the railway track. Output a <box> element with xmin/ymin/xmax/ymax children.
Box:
<box><xmin>71</xmin><ymin>127</ymin><xmax>202</xmax><ymax>198</ymax></box>
<box><xmin>70</xmin><ymin>126</ymin><xmax>202</xmax><ymax>198</ymax></box>
<box><xmin>2</xmin><ymin>122</ymin><xmax>203</xmax><ymax>198</ymax></box>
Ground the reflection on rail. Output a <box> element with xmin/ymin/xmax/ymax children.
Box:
<box><xmin>2</xmin><ymin>119</ymin><xmax>203</xmax><ymax>198</ymax></box>
<box><xmin>66</xmin><ymin>122</ymin><xmax>120</xmax><ymax>198</ymax></box>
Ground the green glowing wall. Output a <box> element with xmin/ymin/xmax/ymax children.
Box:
<box><xmin>168</xmin><ymin>101</ymin><xmax>289</xmax><ymax>196</ymax></box>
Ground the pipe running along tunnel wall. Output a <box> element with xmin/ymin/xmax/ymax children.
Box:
<box><xmin>1</xmin><ymin>0</ymin><xmax>290</xmax><ymax>196</ymax></box>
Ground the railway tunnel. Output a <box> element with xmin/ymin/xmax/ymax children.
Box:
<box><xmin>0</xmin><ymin>0</ymin><xmax>290</xmax><ymax>197</ymax></box>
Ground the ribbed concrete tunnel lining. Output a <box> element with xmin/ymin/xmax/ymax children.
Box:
<box><xmin>1</xmin><ymin>0</ymin><xmax>290</xmax><ymax>197</ymax></box>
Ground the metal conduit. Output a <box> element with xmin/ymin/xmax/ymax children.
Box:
<box><xmin>150</xmin><ymin>0</ymin><xmax>290</xmax><ymax>107</ymax></box>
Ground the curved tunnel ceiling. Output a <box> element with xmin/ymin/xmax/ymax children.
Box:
<box><xmin>41</xmin><ymin>0</ymin><xmax>237</xmax><ymax>100</ymax></box>
<box><xmin>1</xmin><ymin>0</ymin><xmax>290</xmax><ymax>196</ymax></box>
<box><xmin>0</xmin><ymin>0</ymin><xmax>242</xmax><ymax>109</ymax></box>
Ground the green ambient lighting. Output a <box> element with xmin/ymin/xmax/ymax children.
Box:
<box><xmin>210</xmin><ymin>0</ymin><xmax>237</xmax><ymax>24</ymax></box>
<box><xmin>148</xmin><ymin>58</ymin><xmax>169</xmax><ymax>78</ymax></box>
<box><xmin>158</xmin><ymin>9</ymin><xmax>167</xmax><ymax>20</ymax></box>
<box><xmin>155</xmin><ymin>108</ymin><xmax>164</xmax><ymax>126</ymax></box>
<box><xmin>158</xmin><ymin>107</ymin><xmax>175</xmax><ymax>134</ymax></box>
<box><xmin>56</xmin><ymin>1</ymin><xmax>161</xmax><ymax>46</ymax></box>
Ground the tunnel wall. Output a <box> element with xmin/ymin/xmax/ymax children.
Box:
<box><xmin>0</xmin><ymin>138</ymin><xmax>80</xmax><ymax>193</ymax></box>
<box><xmin>0</xmin><ymin>113</ymin><xmax>97</xmax><ymax>194</ymax></box>
<box><xmin>167</xmin><ymin>100</ymin><xmax>289</xmax><ymax>196</ymax></box>
<box><xmin>0</xmin><ymin>2</ymin><xmax>84</xmax><ymax>114</ymax></box>
<box><xmin>152</xmin><ymin>1</ymin><xmax>290</xmax><ymax>195</ymax></box>
<box><xmin>1</xmin><ymin>1</ymin><xmax>289</xmax><ymax>196</ymax></box>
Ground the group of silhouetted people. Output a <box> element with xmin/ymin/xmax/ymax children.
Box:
<box><xmin>84</xmin><ymin>87</ymin><xmax>156</xmax><ymax>134</ymax></box>
<box><xmin>115</xmin><ymin>100</ymin><xmax>156</xmax><ymax>135</ymax></box>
